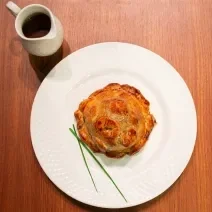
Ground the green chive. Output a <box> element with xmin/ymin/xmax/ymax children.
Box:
<box><xmin>69</xmin><ymin>128</ymin><xmax>98</xmax><ymax>192</ymax></box>
<box><xmin>70</xmin><ymin>125</ymin><xmax>127</xmax><ymax>202</ymax></box>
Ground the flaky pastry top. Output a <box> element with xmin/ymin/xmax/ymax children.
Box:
<box><xmin>74</xmin><ymin>83</ymin><xmax>156</xmax><ymax>158</ymax></box>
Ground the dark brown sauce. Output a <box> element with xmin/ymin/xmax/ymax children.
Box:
<box><xmin>22</xmin><ymin>13</ymin><xmax>51</xmax><ymax>38</ymax></box>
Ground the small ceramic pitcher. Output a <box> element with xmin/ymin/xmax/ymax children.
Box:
<box><xmin>6</xmin><ymin>1</ymin><xmax>64</xmax><ymax>56</ymax></box>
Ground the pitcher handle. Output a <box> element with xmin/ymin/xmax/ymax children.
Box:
<box><xmin>6</xmin><ymin>1</ymin><xmax>21</xmax><ymax>17</ymax></box>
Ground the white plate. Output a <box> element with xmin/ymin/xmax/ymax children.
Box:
<box><xmin>30</xmin><ymin>42</ymin><xmax>197</xmax><ymax>208</ymax></box>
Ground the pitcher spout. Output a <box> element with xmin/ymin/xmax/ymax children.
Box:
<box><xmin>45</xmin><ymin>9</ymin><xmax>57</xmax><ymax>39</ymax></box>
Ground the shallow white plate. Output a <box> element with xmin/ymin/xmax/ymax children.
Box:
<box><xmin>30</xmin><ymin>42</ymin><xmax>197</xmax><ymax>208</ymax></box>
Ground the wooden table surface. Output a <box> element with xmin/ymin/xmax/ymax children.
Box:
<box><xmin>0</xmin><ymin>0</ymin><xmax>212</xmax><ymax>211</ymax></box>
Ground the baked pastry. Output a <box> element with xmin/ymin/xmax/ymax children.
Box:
<box><xmin>74</xmin><ymin>83</ymin><xmax>156</xmax><ymax>158</ymax></box>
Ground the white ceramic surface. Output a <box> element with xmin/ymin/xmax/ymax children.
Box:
<box><xmin>6</xmin><ymin>1</ymin><xmax>63</xmax><ymax>56</ymax></box>
<box><xmin>30</xmin><ymin>42</ymin><xmax>197</xmax><ymax>208</ymax></box>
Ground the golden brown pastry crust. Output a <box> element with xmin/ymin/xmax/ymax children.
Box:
<box><xmin>74</xmin><ymin>83</ymin><xmax>156</xmax><ymax>158</ymax></box>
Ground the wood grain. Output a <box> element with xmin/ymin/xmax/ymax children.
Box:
<box><xmin>0</xmin><ymin>0</ymin><xmax>212</xmax><ymax>211</ymax></box>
